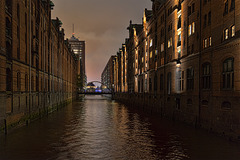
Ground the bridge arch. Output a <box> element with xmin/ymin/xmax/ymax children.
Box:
<box><xmin>86</xmin><ymin>81</ymin><xmax>113</xmax><ymax>93</ymax></box>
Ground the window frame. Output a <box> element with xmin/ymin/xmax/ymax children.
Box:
<box><xmin>222</xmin><ymin>58</ymin><xmax>234</xmax><ymax>90</ymax></box>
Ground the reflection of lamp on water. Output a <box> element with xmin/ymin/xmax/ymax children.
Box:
<box><xmin>176</xmin><ymin>59</ymin><xmax>181</xmax><ymax>67</ymax></box>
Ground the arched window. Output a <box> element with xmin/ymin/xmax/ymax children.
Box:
<box><xmin>202</xmin><ymin>63</ymin><xmax>211</xmax><ymax>89</ymax></box>
<box><xmin>222</xmin><ymin>101</ymin><xmax>231</xmax><ymax>109</ymax></box>
<box><xmin>6</xmin><ymin>68</ymin><xmax>12</xmax><ymax>91</ymax></box>
<box><xmin>17</xmin><ymin>72</ymin><xmax>21</xmax><ymax>91</ymax></box>
<box><xmin>202</xmin><ymin>100</ymin><xmax>208</xmax><ymax>107</ymax></box>
<box><xmin>223</xmin><ymin>58</ymin><xmax>234</xmax><ymax>89</ymax></box>
<box><xmin>25</xmin><ymin>74</ymin><xmax>28</xmax><ymax>91</ymax></box>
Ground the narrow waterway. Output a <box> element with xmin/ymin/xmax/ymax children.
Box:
<box><xmin>0</xmin><ymin>95</ymin><xmax>240</xmax><ymax>160</ymax></box>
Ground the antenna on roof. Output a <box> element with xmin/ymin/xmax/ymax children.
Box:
<box><xmin>72</xmin><ymin>24</ymin><xmax>75</xmax><ymax>36</ymax></box>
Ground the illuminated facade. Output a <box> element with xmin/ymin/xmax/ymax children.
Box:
<box><xmin>0</xmin><ymin>0</ymin><xmax>78</xmax><ymax>133</ymax></box>
<box><xmin>101</xmin><ymin>56</ymin><xmax>116</xmax><ymax>91</ymax></box>
<box><xmin>110</xmin><ymin>0</ymin><xmax>240</xmax><ymax>140</ymax></box>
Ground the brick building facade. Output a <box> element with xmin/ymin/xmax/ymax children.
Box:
<box><xmin>111</xmin><ymin>0</ymin><xmax>240</xmax><ymax>139</ymax></box>
<box><xmin>0</xmin><ymin>0</ymin><xmax>78</xmax><ymax>133</ymax></box>
<box><xmin>101</xmin><ymin>55</ymin><xmax>116</xmax><ymax>91</ymax></box>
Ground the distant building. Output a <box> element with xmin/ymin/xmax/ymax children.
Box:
<box><xmin>68</xmin><ymin>35</ymin><xmax>86</xmax><ymax>90</ymax></box>
<box><xmin>101</xmin><ymin>56</ymin><xmax>116</xmax><ymax>91</ymax></box>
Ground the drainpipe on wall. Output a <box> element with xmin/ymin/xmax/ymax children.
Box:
<box><xmin>29</xmin><ymin>0</ymin><xmax>32</xmax><ymax>115</ymax></box>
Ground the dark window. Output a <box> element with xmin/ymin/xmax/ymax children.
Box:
<box><xmin>17</xmin><ymin>72</ymin><xmax>21</xmax><ymax>91</ymax></box>
<box><xmin>202</xmin><ymin>63</ymin><xmax>211</xmax><ymax>89</ymax></box>
<box><xmin>221</xmin><ymin>101</ymin><xmax>231</xmax><ymax>109</ymax></box>
<box><xmin>208</xmin><ymin>12</ymin><xmax>211</xmax><ymax>25</ymax></box>
<box><xmin>25</xmin><ymin>13</ymin><xmax>28</xmax><ymax>63</ymax></box>
<box><xmin>177</xmin><ymin>16</ymin><xmax>181</xmax><ymax>29</ymax></box>
<box><xmin>17</xmin><ymin>26</ymin><xmax>20</xmax><ymax>60</ymax></box>
<box><xmin>188</xmin><ymin>6</ymin><xmax>191</xmax><ymax>16</ymax></box>
<box><xmin>6</xmin><ymin>41</ymin><xmax>12</xmax><ymax>60</ymax></box>
<box><xmin>138</xmin><ymin>80</ymin><xmax>140</xmax><ymax>92</ymax></box>
<box><xmin>154</xmin><ymin>74</ymin><xmax>157</xmax><ymax>92</ymax></box>
<box><xmin>6</xmin><ymin>17</ymin><xmax>12</xmax><ymax>38</ymax></box>
<box><xmin>5</xmin><ymin>0</ymin><xmax>12</xmax><ymax>14</ymax></box>
<box><xmin>187</xmin><ymin>99</ymin><xmax>193</xmax><ymax>105</ymax></box>
<box><xmin>160</xmin><ymin>74</ymin><xmax>164</xmax><ymax>91</ymax></box>
<box><xmin>230</xmin><ymin>0</ymin><xmax>235</xmax><ymax>10</ymax></box>
<box><xmin>187</xmin><ymin>68</ymin><xmax>194</xmax><ymax>90</ymax></box>
<box><xmin>6</xmin><ymin>68</ymin><xmax>12</xmax><ymax>91</ymax></box>
<box><xmin>192</xmin><ymin>3</ymin><xmax>195</xmax><ymax>13</ymax></box>
<box><xmin>204</xmin><ymin>14</ymin><xmax>207</xmax><ymax>28</ymax></box>
<box><xmin>177</xmin><ymin>70</ymin><xmax>184</xmax><ymax>91</ymax></box>
<box><xmin>36</xmin><ymin>75</ymin><xmax>39</xmax><ymax>91</ymax></box>
<box><xmin>223</xmin><ymin>58</ymin><xmax>234</xmax><ymax>89</ymax></box>
<box><xmin>224</xmin><ymin>0</ymin><xmax>229</xmax><ymax>15</ymax></box>
<box><xmin>202</xmin><ymin>100</ymin><xmax>209</xmax><ymax>107</ymax></box>
<box><xmin>149</xmin><ymin>78</ymin><xmax>152</xmax><ymax>92</ymax></box>
<box><xmin>167</xmin><ymin>72</ymin><xmax>171</xmax><ymax>94</ymax></box>
<box><xmin>25</xmin><ymin>74</ymin><xmax>28</xmax><ymax>91</ymax></box>
<box><xmin>31</xmin><ymin>76</ymin><xmax>34</xmax><ymax>91</ymax></box>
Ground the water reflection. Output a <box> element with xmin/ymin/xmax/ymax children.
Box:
<box><xmin>0</xmin><ymin>95</ymin><xmax>239</xmax><ymax>160</ymax></box>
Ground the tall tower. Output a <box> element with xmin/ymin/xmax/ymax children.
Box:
<box><xmin>68</xmin><ymin>30</ymin><xmax>86</xmax><ymax>90</ymax></box>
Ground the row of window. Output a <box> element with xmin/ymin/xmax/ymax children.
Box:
<box><xmin>6</xmin><ymin>69</ymin><xmax>66</xmax><ymax>92</ymax></box>
<box><xmin>147</xmin><ymin>57</ymin><xmax>234</xmax><ymax>93</ymax></box>
<box><xmin>224</xmin><ymin>0</ymin><xmax>235</xmax><ymax>15</ymax></box>
<box><xmin>224</xmin><ymin>25</ymin><xmax>235</xmax><ymax>40</ymax></box>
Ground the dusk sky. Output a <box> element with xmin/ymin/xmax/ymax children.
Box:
<box><xmin>52</xmin><ymin>0</ymin><xmax>152</xmax><ymax>82</ymax></box>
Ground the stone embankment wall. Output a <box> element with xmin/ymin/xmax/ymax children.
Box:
<box><xmin>114</xmin><ymin>93</ymin><xmax>240</xmax><ymax>142</ymax></box>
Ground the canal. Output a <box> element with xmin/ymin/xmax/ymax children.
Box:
<box><xmin>0</xmin><ymin>95</ymin><xmax>240</xmax><ymax>160</ymax></box>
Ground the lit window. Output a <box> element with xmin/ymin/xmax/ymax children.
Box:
<box><xmin>142</xmin><ymin>57</ymin><xmax>144</xmax><ymax>63</ymax></box>
<box><xmin>204</xmin><ymin>39</ymin><xmax>208</xmax><ymax>48</ymax></box>
<box><xmin>209</xmin><ymin>37</ymin><xmax>212</xmax><ymax>46</ymax></box>
<box><xmin>231</xmin><ymin>25</ymin><xmax>235</xmax><ymax>37</ymax></box>
<box><xmin>188</xmin><ymin>24</ymin><xmax>192</xmax><ymax>36</ymax></box>
<box><xmin>192</xmin><ymin>22</ymin><xmax>195</xmax><ymax>34</ymax></box>
<box><xmin>168</xmin><ymin>39</ymin><xmax>171</xmax><ymax>48</ymax></box>
<box><xmin>224</xmin><ymin>28</ymin><xmax>229</xmax><ymax>40</ymax></box>
<box><xmin>150</xmin><ymin>39</ymin><xmax>153</xmax><ymax>47</ymax></box>
<box><xmin>150</xmin><ymin>51</ymin><xmax>152</xmax><ymax>58</ymax></box>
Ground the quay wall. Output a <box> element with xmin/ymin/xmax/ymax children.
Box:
<box><xmin>114</xmin><ymin>93</ymin><xmax>240</xmax><ymax>142</ymax></box>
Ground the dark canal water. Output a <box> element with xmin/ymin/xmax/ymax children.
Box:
<box><xmin>0</xmin><ymin>95</ymin><xmax>240</xmax><ymax>160</ymax></box>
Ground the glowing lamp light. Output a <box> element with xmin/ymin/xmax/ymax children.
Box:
<box><xmin>176</xmin><ymin>59</ymin><xmax>181</xmax><ymax>67</ymax></box>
